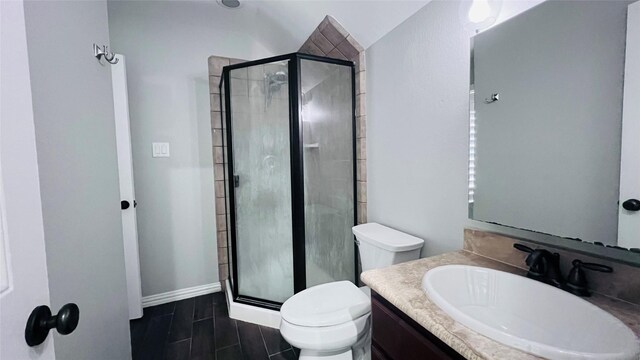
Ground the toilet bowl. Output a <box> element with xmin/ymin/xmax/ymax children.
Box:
<box><xmin>280</xmin><ymin>223</ymin><xmax>424</xmax><ymax>360</ymax></box>
<box><xmin>280</xmin><ymin>281</ymin><xmax>371</xmax><ymax>360</ymax></box>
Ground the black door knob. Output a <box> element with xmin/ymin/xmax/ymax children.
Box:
<box><xmin>121</xmin><ymin>200</ymin><xmax>130</xmax><ymax>210</ymax></box>
<box><xmin>25</xmin><ymin>303</ymin><xmax>80</xmax><ymax>346</ymax></box>
<box><xmin>622</xmin><ymin>199</ymin><xmax>640</xmax><ymax>211</ymax></box>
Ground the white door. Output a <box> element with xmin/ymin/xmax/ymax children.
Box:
<box><xmin>112</xmin><ymin>54</ymin><xmax>143</xmax><ymax>319</ymax></box>
<box><xmin>0</xmin><ymin>0</ymin><xmax>56</xmax><ymax>358</ymax></box>
<box><xmin>618</xmin><ymin>0</ymin><xmax>640</xmax><ymax>249</ymax></box>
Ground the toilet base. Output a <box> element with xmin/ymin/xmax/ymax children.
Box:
<box><xmin>298</xmin><ymin>324</ymin><xmax>371</xmax><ymax>360</ymax></box>
<box><xmin>299</xmin><ymin>348</ymin><xmax>353</xmax><ymax>360</ymax></box>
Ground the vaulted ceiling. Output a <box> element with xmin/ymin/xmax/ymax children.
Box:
<box><xmin>108</xmin><ymin>0</ymin><xmax>432</xmax><ymax>60</ymax></box>
<box><xmin>230</xmin><ymin>0</ymin><xmax>431</xmax><ymax>50</ymax></box>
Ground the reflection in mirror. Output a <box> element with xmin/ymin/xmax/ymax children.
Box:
<box><xmin>469</xmin><ymin>1</ymin><xmax>639</xmax><ymax>252</ymax></box>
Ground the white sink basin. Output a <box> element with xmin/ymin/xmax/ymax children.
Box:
<box><xmin>422</xmin><ymin>265</ymin><xmax>640</xmax><ymax>360</ymax></box>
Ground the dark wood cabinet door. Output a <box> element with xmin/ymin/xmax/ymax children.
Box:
<box><xmin>371</xmin><ymin>291</ymin><xmax>465</xmax><ymax>360</ymax></box>
<box><xmin>372</xmin><ymin>344</ymin><xmax>390</xmax><ymax>360</ymax></box>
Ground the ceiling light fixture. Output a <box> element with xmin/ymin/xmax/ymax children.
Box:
<box><xmin>217</xmin><ymin>0</ymin><xmax>241</xmax><ymax>9</ymax></box>
<box><xmin>468</xmin><ymin>0</ymin><xmax>492</xmax><ymax>23</ymax></box>
<box><xmin>461</xmin><ymin>0</ymin><xmax>502</xmax><ymax>33</ymax></box>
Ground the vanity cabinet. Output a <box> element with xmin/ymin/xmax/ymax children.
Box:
<box><xmin>371</xmin><ymin>291</ymin><xmax>465</xmax><ymax>360</ymax></box>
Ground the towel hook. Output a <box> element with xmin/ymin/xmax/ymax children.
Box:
<box><xmin>485</xmin><ymin>93</ymin><xmax>499</xmax><ymax>104</ymax></box>
<box><xmin>93</xmin><ymin>44</ymin><xmax>119</xmax><ymax>65</ymax></box>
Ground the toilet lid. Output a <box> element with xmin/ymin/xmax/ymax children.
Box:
<box><xmin>352</xmin><ymin>223</ymin><xmax>424</xmax><ymax>252</ymax></box>
<box><xmin>280</xmin><ymin>281</ymin><xmax>371</xmax><ymax>327</ymax></box>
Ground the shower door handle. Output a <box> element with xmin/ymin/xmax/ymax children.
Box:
<box><xmin>233</xmin><ymin>175</ymin><xmax>240</xmax><ymax>188</ymax></box>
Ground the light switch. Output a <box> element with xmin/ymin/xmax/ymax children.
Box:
<box><xmin>152</xmin><ymin>142</ymin><xmax>170</xmax><ymax>158</ymax></box>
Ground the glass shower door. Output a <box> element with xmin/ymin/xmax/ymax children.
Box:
<box><xmin>227</xmin><ymin>60</ymin><xmax>294</xmax><ymax>303</ymax></box>
<box><xmin>299</xmin><ymin>59</ymin><xmax>355</xmax><ymax>287</ymax></box>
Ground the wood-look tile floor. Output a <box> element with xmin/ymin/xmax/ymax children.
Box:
<box><xmin>130</xmin><ymin>292</ymin><xmax>298</xmax><ymax>360</ymax></box>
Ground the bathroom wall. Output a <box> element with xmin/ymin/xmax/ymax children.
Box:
<box><xmin>23</xmin><ymin>0</ymin><xmax>131</xmax><ymax>358</ymax></box>
<box><xmin>366</xmin><ymin>1</ymin><xmax>548</xmax><ymax>257</ymax></box>
<box><xmin>107</xmin><ymin>1</ymin><xmax>298</xmax><ymax>299</ymax></box>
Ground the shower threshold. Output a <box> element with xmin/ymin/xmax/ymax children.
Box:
<box><xmin>225</xmin><ymin>279</ymin><xmax>281</xmax><ymax>329</ymax></box>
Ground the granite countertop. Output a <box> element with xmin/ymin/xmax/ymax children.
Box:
<box><xmin>360</xmin><ymin>250</ymin><xmax>640</xmax><ymax>360</ymax></box>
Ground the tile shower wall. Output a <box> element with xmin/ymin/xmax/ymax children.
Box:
<box><xmin>208</xmin><ymin>56</ymin><xmax>243</xmax><ymax>281</ymax></box>
<box><xmin>299</xmin><ymin>16</ymin><xmax>367</xmax><ymax>225</ymax></box>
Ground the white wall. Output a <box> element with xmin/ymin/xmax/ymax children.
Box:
<box><xmin>23</xmin><ymin>0</ymin><xmax>131</xmax><ymax>358</ymax></box>
<box><xmin>107</xmin><ymin>0</ymin><xmax>298</xmax><ymax>297</ymax></box>
<box><xmin>366</xmin><ymin>0</ymin><xmax>551</xmax><ymax>256</ymax></box>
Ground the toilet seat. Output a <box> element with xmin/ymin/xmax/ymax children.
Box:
<box><xmin>280</xmin><ymin>281</ymin><xmax>372</xmax><ymax>353</ymax></box>
<box><xmin>281</xmin><ymin>281</ymin><xmax>371</xmax><ymax>327</ymax></box>
<box><xmin>280</xmin><ymin>312</ymin><xmax>371</xmax><ymax>352</ymax></box>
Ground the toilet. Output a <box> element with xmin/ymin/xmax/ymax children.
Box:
<box><xmin>280</xmin><ymin>223</ymin><xmax>424</xmax><ymax>360</ymax></box>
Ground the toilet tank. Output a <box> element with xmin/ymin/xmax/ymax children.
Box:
<box><xmin>352</xmin><ymin>223</ymin><xmax>424</xmax><ymax>272</ymax></box>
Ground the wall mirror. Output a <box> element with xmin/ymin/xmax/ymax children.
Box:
<box><xmin>469</xmin><ymin>0</ymin><xmax>639</xmax><ymax>264</ymax></box>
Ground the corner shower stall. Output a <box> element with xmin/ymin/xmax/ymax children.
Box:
<box><xmin>219</xmin><ymin>53</ymin><xmax>357</xmax><ymax>310</ymax></box>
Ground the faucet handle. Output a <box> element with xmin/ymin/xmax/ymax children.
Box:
<box><xmin>513</xmin><ymin>243</ymin><xmax>536</xmax><ymax>266</ymax></box>
<box><xmin>513</xmin><ymin>243</ymin><xmax>534</xmax><ymax>254</ymax></box>
<box><xmin>565</xmin><ymin>259</ymin><xmax>613</xmax><ymax>297</ymax></box>
<box><xmin>578</xmin><ymin>260</ymin><xmax>613</xmax><ymax>273</ymax></box>
<box><xmin>513</xmin><ymin>243</ymin><xmax>541</xmax><ymax>269</ymax></box>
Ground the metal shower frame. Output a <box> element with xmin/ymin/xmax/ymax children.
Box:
<box><xmin>219</xmin><ymin>52</ymin><xmax>358</xmax><ymax>310</ymax></box>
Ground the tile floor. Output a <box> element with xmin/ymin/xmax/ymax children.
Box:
<box><xmin>129</xmin><ymin>292</ymin><xmax>297</xmax><ymax>360</ymax></box>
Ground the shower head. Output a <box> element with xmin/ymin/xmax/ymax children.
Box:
<box><xmin>264</xmin><ymin>71</ymin><xmax>288</xmax><ymax>107</ymax></box>
<box><xmin>269</xmin><ymin>71</ymin><xmax>288</xmax><ymax>84</ymax></box>
<box><xmin>265</xmin><ymin>71</ymin><xmax>288</xmax><ymax>90</ymax></box>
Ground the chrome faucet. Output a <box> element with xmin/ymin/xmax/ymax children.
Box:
<box><xmin>513</xmin><ymin>243</ymin><xmax>613</xmax><ymax>297</ymax></box>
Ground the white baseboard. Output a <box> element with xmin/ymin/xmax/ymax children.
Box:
<box><xmin>142</xmin><ymin>282</ymin><xmax>222</xmax><ymax>308</ymax></box>
<box><xmin>225</xmin><ymin>279</ymin><xmax>281</xmax><ymax>329</ymax></box>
